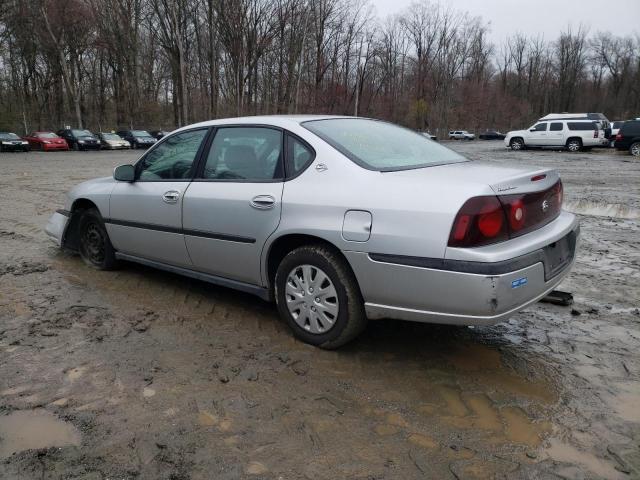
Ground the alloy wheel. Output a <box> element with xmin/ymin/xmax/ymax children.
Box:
<box><xmin>510</xmin><ymin>139</ymin><xmax>523</xmax><ymax>150</ymax></box>
<box><xmin>285</xmin><ymin>264</ymin><xmax>339</xmax><ymax>334</ymax></box>
<box><xmin>567</xmin><ymin>140</ymin><xmax>581</xmax><ymax>152</ymax></box>
<box><xmin>631</xmin><ymin>143</ymin><xmax>640</xmax><ymax>157</ymax></box>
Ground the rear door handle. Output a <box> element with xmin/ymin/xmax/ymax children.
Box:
<box><xmin>162</xmin><ymin>190</ymin><xmax>181</xmax><ymax>204</ymax></box>
<box><xmin>250</xmin><ymin>195</ymin><xmax>276</xmax><ymax>210</ymax></box>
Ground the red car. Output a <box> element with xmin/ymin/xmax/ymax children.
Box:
<box><xmin>23</xmin><ymin>132</ymin><xmax>69</xmax><ymax>151</ymax></box>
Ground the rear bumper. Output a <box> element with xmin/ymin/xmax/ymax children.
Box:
<box><xmin>345</xmin><ymin>215</ymin><xmax>579</xmax><ymax>326</ymax></box>
<box><xmin>45</xmin><ymin>210</ymin><xmax>70</xmax><ymax>247</ymax></box>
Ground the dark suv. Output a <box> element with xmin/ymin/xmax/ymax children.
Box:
<box><xmin>57</xmin><ymin>129</ymin><xmax>101</xmax><ymax>151</ymax></box>
<box><xmin>614</xmin><ymin>120</ymin><xmax>640</xmax><ymax>157</ymax></box>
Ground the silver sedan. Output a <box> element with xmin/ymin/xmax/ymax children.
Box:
<box><xmin>46</xmin><ymin>116</ymin><xmax>579</xmax><ymax>348</ymax></box>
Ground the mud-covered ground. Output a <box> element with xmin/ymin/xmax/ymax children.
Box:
<box><xmin>0</xmin><ymin>142</ymin><xmax>638</xmax><ymax>480</ymax></box>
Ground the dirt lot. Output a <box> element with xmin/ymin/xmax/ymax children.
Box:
<box><xmin>0</xmin><ymin>142</ymin><xmax>639</xmax><ymax>479</ymax></box>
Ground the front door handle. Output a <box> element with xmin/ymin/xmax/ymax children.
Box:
<box><xmin>250</xmin><ymin>195</ymin><xmax>276</xmax><ymax>210</ymax></box>
<box><xmin>162</xmin><ymin>190</ymin><xmax>181</xmax><ymax>204</ymax></box>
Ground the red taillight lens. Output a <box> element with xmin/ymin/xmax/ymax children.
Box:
<box><xmin>448</xmin><ymin>196</ymin><xmax>508</xmax><ymax>247</ymax></box>
<box><xmin>593</xmin><ymin>130</ymin><xmax>598</xmax><ymax>138</ymax></box>
<box><xmin>616</xmin><ymin>133</ymin><xmax>622</xmax><ymax>141</ymax></box>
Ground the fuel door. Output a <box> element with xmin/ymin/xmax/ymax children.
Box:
<box><xmin>342</xmin><ymin>210</ymin><xmax>372</xmax><ymax>242</ymax></box>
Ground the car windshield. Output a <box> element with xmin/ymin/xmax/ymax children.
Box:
<box><xmin>0</xmin><ymin>133</ymin><xmax>20</xmax><ymax>140</ymax></box>
<box><xmin>132</xmin><ymin>130</ymin><xmax>152</xmax><ymax>137</ymax></box>
<box><xmin>102</xmin><ymin>133</ymin><xmax>121</xmax><ymax>140</ymax></box>
<box><xmin>613</xmin><ymin>122</ymin><xmax>624</xmax><ymax>129</ymax></box>
<box><xmin>72</xmin><ymin>129</ymin><xmax>94</xmax><ymax>137</ymax></box>
<box><xmin>303</xmin><ymin>118</ymin><xmax>466</xmax><ymax>171</ymax></box>
<box><xmin>37</xmin><ymin>133</ymin><xmax>58</xmax><ymax>138</ymax></box>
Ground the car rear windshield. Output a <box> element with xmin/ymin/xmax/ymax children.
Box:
<box><xmin>0</xmin><ymin>133</ymin><xmax>20</xmax><ymax>140</ymax></box>
<box><xmin>302</xmin><ymin>118</ymin><xmax>467</xmax><ymax>171</ymax></box>
<box><xmin>612</xmin><ymin>121</ymin><xmax>624</xmax><ymax>129</ymax></box>
<box><xmin>567</xmin><ymin>122</ymin><xmax>598</xmax><ymax>131</ymax></box>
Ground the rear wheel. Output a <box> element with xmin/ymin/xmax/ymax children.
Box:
<box><xmin>630</xmin><ymin>142</ymin><xmax>640</xmax><ymax>157</ymax></box>
<box><xmin>275</xmin><ymin>245</ymin><xmax>367</xmax><ymax>349</ymax></box>
<box><xmin>510</xmin><ymin>138</ymin><xmax>525</xmax><ymax>150</ymax></box>
<box><xmin>566</xmin><ymin>138</ymin><xmax>582</xmax><ymax>152</ymax></box>
<box><xmin>78</xmin><ymin>208</ymin><xmax>117</xmax><ymax>270</ymax></box>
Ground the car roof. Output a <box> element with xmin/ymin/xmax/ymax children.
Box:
<box><xmin>172</xmin><ymin>114</ymin><xmax>356</xmax><ymax>132</ymax></box>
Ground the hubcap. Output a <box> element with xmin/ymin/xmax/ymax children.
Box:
<box><xmin>568</xmin><ymin>141</ymin><xmax>580</xmax><ymax>152</ymax></box>
<box><xmin>285</xmin><ymin>264</ymin><xmax>339</xmax><ymax>334</ymax></box>
<box><xmin>82</xmin><ymin>222</ymin><xmax>105</xmax><ymax>264</ymax></box>
<box><xmin>632</xmin><ymin>144</ymin><xmax>640</xmax><ymax>156</ymax></box>
<box><xmin>511</xmin><ymin>140</ymin><xmax>522</xmax><ymax>150</ymax></box>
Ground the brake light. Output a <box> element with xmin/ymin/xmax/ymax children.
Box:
<box><xmin>448</xmin><ymin>196</ymin><xmax>508</xmax><ymax>247</ymax></box>
<box><xmin>616</xmin><ymin>133</ymin><xmax>623</xmax><ymax>141</ymax></box>
<box><xmin>593</xmin><ymin>130</ymin><xmax>598</xmax><ymax>138</ymax></box>
<box><xmin>448</xmin><ymin>181</ymin><xmax>563</xmax><ymax>247</ymax></box>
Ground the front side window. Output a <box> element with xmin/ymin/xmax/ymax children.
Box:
<box><xmin>303</xmin><ymin>118</ymin><xmax>466</xmax><ymax>171</ymax></box>
<box><xmin>202</xmin><ymin>127</ymin><xmax>283</xmax><ymax>181</ymax></box>
<box><xmin>137</xmin><ymin>128</ymin><xmax>208</xmax><ymax>181</ymax></box>
<box><xmin>550</xmin><ymin>123</ymin><xmax>563</xmax><ymax>131</ymax></box>
<box><xmin>532</xmin><ymin>123</ymin><xmax>547</xmax><ymax>132</ymax></box>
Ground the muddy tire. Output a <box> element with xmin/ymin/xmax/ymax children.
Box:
<box><xmin>275</xmin><ymin>245</ymin><xmax>367</xmax><ymax>349</ymax></box>
<box><xmin>510</xmin><ymin>138</ymin><xmax>525</xmax><ymax>150</ymax></box>
<box><xmin>78</xmin><ymin>208</ymin><xmax>117</xmax><ymax>270</ymax></box>
<box><xmin>566</xmin><ymin>138</ymin><xmax>582</xmax><ymax>152</ymax></box>
<box><xmin>630</xmin><ymin>142</ymin><xmax>640</xmax><ymax>157</ymax></box>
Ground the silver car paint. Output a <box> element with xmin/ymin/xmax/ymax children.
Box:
<box><xmin>47</xmin><ymin>115</ymin><xmax>579</xmax><ymax>326</ymax></box>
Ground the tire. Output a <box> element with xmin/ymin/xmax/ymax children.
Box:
<box><xmin>566</xmin><ymin>138</ymin><xmax>582</xmax><ymax>152</ymax></box>
<box><xmin>78</xmin><ymin>208</ymin><xmax>117</xmax><ymax>270</ymax></box>
<box><xmin>630</xmin><ymin>142</ymin><xmax>640</xmax><ymax>157</ymax></box>
<box><xmin>274</xmin><ymin>244</ymin><xmax>367</xmax><ymax>349</ymax></box>
<box><xmin>72</xmin><ymin>142</ymin><xmax>79</xmax><ymax>151</ymax></box>
<box><xmin>510</xmin><ymin>138</ymin><xmax>525</xmax><ymax>151</ymax></box>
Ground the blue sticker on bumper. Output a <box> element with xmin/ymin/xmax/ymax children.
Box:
<box><xmin>511</xmin><ymin>277</ymin><xmax>528</xmax><ymax>289</ymax></box>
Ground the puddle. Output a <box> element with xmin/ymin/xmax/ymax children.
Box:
<box><xmin>564</xmin><ymin>199</ymin><xmax>640</xmax><ymax>219</ymax></box>
<box><xmin>0</xmin><ymin>409</ymin><xmax>81</xmax><ymax>458</ymax></box>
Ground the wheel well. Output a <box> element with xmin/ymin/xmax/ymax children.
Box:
<box><xmin>510</xmin><ymin>136</ymin><xmax>523</xmax><ymax>143</ymax></box>
<box><xmin>266</xmin><ymin>234</ymin><xmax>350</xmax><ymax>290</ymax></box>
<box><xmin>63</xmin><ymin>199</ymin><xmax>99</xmax><ymax>250</ymax></box>
<box><xmin>566</xmin><ymin>137</ymin><xmax>582</xmax><ymax>145</ymax></box>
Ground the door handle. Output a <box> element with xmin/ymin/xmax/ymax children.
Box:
<box><xmin>250</xmin><ymin>195</ymin><xmax>276</xmax><ymax>210</ymax></box>
<box><xmin>162</xmin><ymin>190</ymin><xmax>181</xmax><ymax>204</ymax></box>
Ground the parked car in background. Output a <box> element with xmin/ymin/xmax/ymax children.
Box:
<box><xmin>96</xmin><ymin>132</ymin><xmax>131</xmax><ymax>150</ymax></box>
<box><xmin>448</xmin><ymin>130</ymin><xmax>475</xmax><ymax>140</ymax></box>
<box><xmin>150</xmin><ymin>130</ymin><xmax>170</xmax><ymax>140</ymax></box>
<box><xmin>0</xmin><ymin>132</ymin><xmax>30</xmax><ymax>152</ymax></box>
<box><xmin>479</xmin><ymin>130</ymin><xmax>506</xmax><ymax>140</ymax></box>
<box><xmin>57</xmin><ymin>129</ymin><xmax>101</xmax><ymax>151</ymax></box>
<box><xmin>539</xmin><ymin>113</ymin><xmax>612</xmax><ymax>139</ymax></box>
<box><xmin>614</xmin><ymin>120</ymin><xmax>640</xmax><ymax>156</ymax></box>
<box><xmin>117</xmin><ymin>129</ymin><xmax>157</xmax><ymax>149</ymax></box>
<box><xmin>421</xmin><ymin>131</ymin><xmax>437</xmax><ymax>141</ymax></box>
<box><xmin>45</xmin><ymin>115</ymin><xmax>578</xmax><ymax>349</ymax></box>
<box><xmin>505</xmin><ymin>120</ymin><xmax>608</xmax><ymax>152</ymax></box>
<box><xmin>610</xmin><ymin>121</ymin><xmax>625</xmax><ymax>146</ymax></box>
<box><xmin>23</xmin><ymin>132</ymin><xmax>69</xmax><ymax>151</ymax></box>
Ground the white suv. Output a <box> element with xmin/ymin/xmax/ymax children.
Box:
<box><xmin>448</xmin><ymin>130</ymin><xmax>475</xmax><ymax>140</ymax></box>
<box><xmin>505</xmin><ymin>120</ymin><xmax>608</xmax><ymax>152</ymax></box>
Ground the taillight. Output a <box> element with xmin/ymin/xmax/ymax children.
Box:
<box><xmin>448</xmin><ymin>196</ymin><xmax>508</xmax><ymax>247</ymax></box>
<box><xmin>593</xmin><ymin>130</ymin><xmax>598</xmax><ymax>138</ymax></box>
<box><xmin>616</xmin><ymin>133</ymin><xmax>622</xmax><ymax>141</ymax></box>
<box><xmin>448</xmin><ymin>181</ymin><xmax>563</xmax><ymax>247</ymax></box>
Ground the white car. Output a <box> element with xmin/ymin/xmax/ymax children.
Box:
<box><xmin>505</xmin><ymin>120</ymin><xmax>608</xmax><ymax>152</ymax></box>
<box><xmin>449</xmin><ymin>130</ymin><xmax>475</xmax><ymax>140</ymax></box>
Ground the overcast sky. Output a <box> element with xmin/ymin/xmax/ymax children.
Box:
<box><xmin>371</xmin><ymin>0</ymin><xmax>639</xmax><ymax>44</ymax></box>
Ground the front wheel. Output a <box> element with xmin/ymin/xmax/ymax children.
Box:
<box><xmin>630</xmin><ymin>142</ymin><xmax>640</xmax><ymax>157</ymax></box>
<box><xmin>78</xmin><ymin>208</ymin><xmax>117</xmax><ymax>270</ymax></box>
<box><xmin>510</xmin><ymin>138</ymin><xmax>525</xmax><ymax>150</ymax></box>
<box><xmin>275</xmin><ymin>245</ymin><xmax>367</xmax><ymax>349</ymax></box>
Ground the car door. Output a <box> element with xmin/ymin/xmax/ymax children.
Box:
<box><xmin>526</xmin><ymin>122</ymin><xmax>548</xmax><ymax>146</ymax></box>
<box><xmin>548</xmin><ymin>122</ymin><xmax>564</xmax><ymax>146</ymax></box>
<box><xmin>182</xmin><ymin>126</ymin><xmax>285</xmax><ymax>285</ymax></box>
<box><xmin>107</xmin><ymin>127</ymin><xmax>210</xmax><ymax>267</ymax></box>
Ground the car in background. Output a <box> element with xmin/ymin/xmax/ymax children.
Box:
<box><xmin>448</xmin><ymin>130</ymin><xmax>475</xmax><ymax>140</ymax></box>
<box><xmin>150</xmin><ymin>130</ymin><xmax>170</xmax><ymax>140</ymax></box>
<box><xmin>57</xmin><ymin>129</ymin><xmax>101</xmax><ymax>151</ymax></box>
<box><xmin>479</xmin><ymin>130</ymin><xmax>506</xmax><ymax>140</ymax></box>
<box><xmin>539</xmin><ymin>113</ymin><xmax>612</xmax><ymax>139</ymax></box>
<box><xmin>505</xmin><ymin>120</ymin><xmax>608</xmax><ymax>152</ymax></box>
<box><xmin>96</xmin><ymin>132</ymin><xmax>131</xmax><ymax>150</ymax></box>
<box><xmin>421</xmin><ymin>131</ymin><xmax>437</xmax><ymax>141</ymax></box>
<box><xmin>45</xmin><ymin>115</ymin><xmax>578</xmax><ymax>349</ymax></box>
<box><xmin>614</xmin><ymin>120</ymin><xmax>640</xmax><ymax>157</ymax></box>
<box><xmin>117</xmin><ymin>129</ymin><xmax>157</xmax><ymax>149</ymax></box>
<box><xmin>0</xmin><ymin>132</ymin><xmax>30</xmax><ymax>152</ymax></box>
<box><xmin>610</xmin><ymin>121</ymin><xmax>625</xmax><ymax>146</ymax></box>
<box><xmin>23</xmin><ymin>132</ymin><xmax>69</xmax><ymax>151</ymax></box>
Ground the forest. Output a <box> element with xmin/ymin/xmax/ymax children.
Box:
<box><xmin>0</xmin><ymin>0</ymin><xmax>638</xmax><ymax>135</ymax></box>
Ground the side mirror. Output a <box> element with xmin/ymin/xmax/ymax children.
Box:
<box><xmin>114</xmin><ymin>164</ymin><xmax>135</xmax><ymax>182</ymax></box>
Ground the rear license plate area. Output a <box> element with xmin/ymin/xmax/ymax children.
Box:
<box><xmin>543</xmin><ymin>229</ymin><xmax>578</xmax><ymax>280</ymax></box>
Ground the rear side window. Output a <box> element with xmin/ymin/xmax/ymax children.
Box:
<box><xmin>567</xmin><ymin>122</ymin><xmax>597</xmax><ymax>131</ymax></box>
<box><xmin>621</xmin><ymin>121</ymin><xmax>640</xmax><ymax>135</ymax></box>
<box><xmin>285</xmin><ymin>134</ymin><xmax>314</xmax><ymax>178</ymax></box>
<box><xmin>550</xmin><ymin>123</ymin><xmax>563</xmax><ymax>131</ymax></box>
